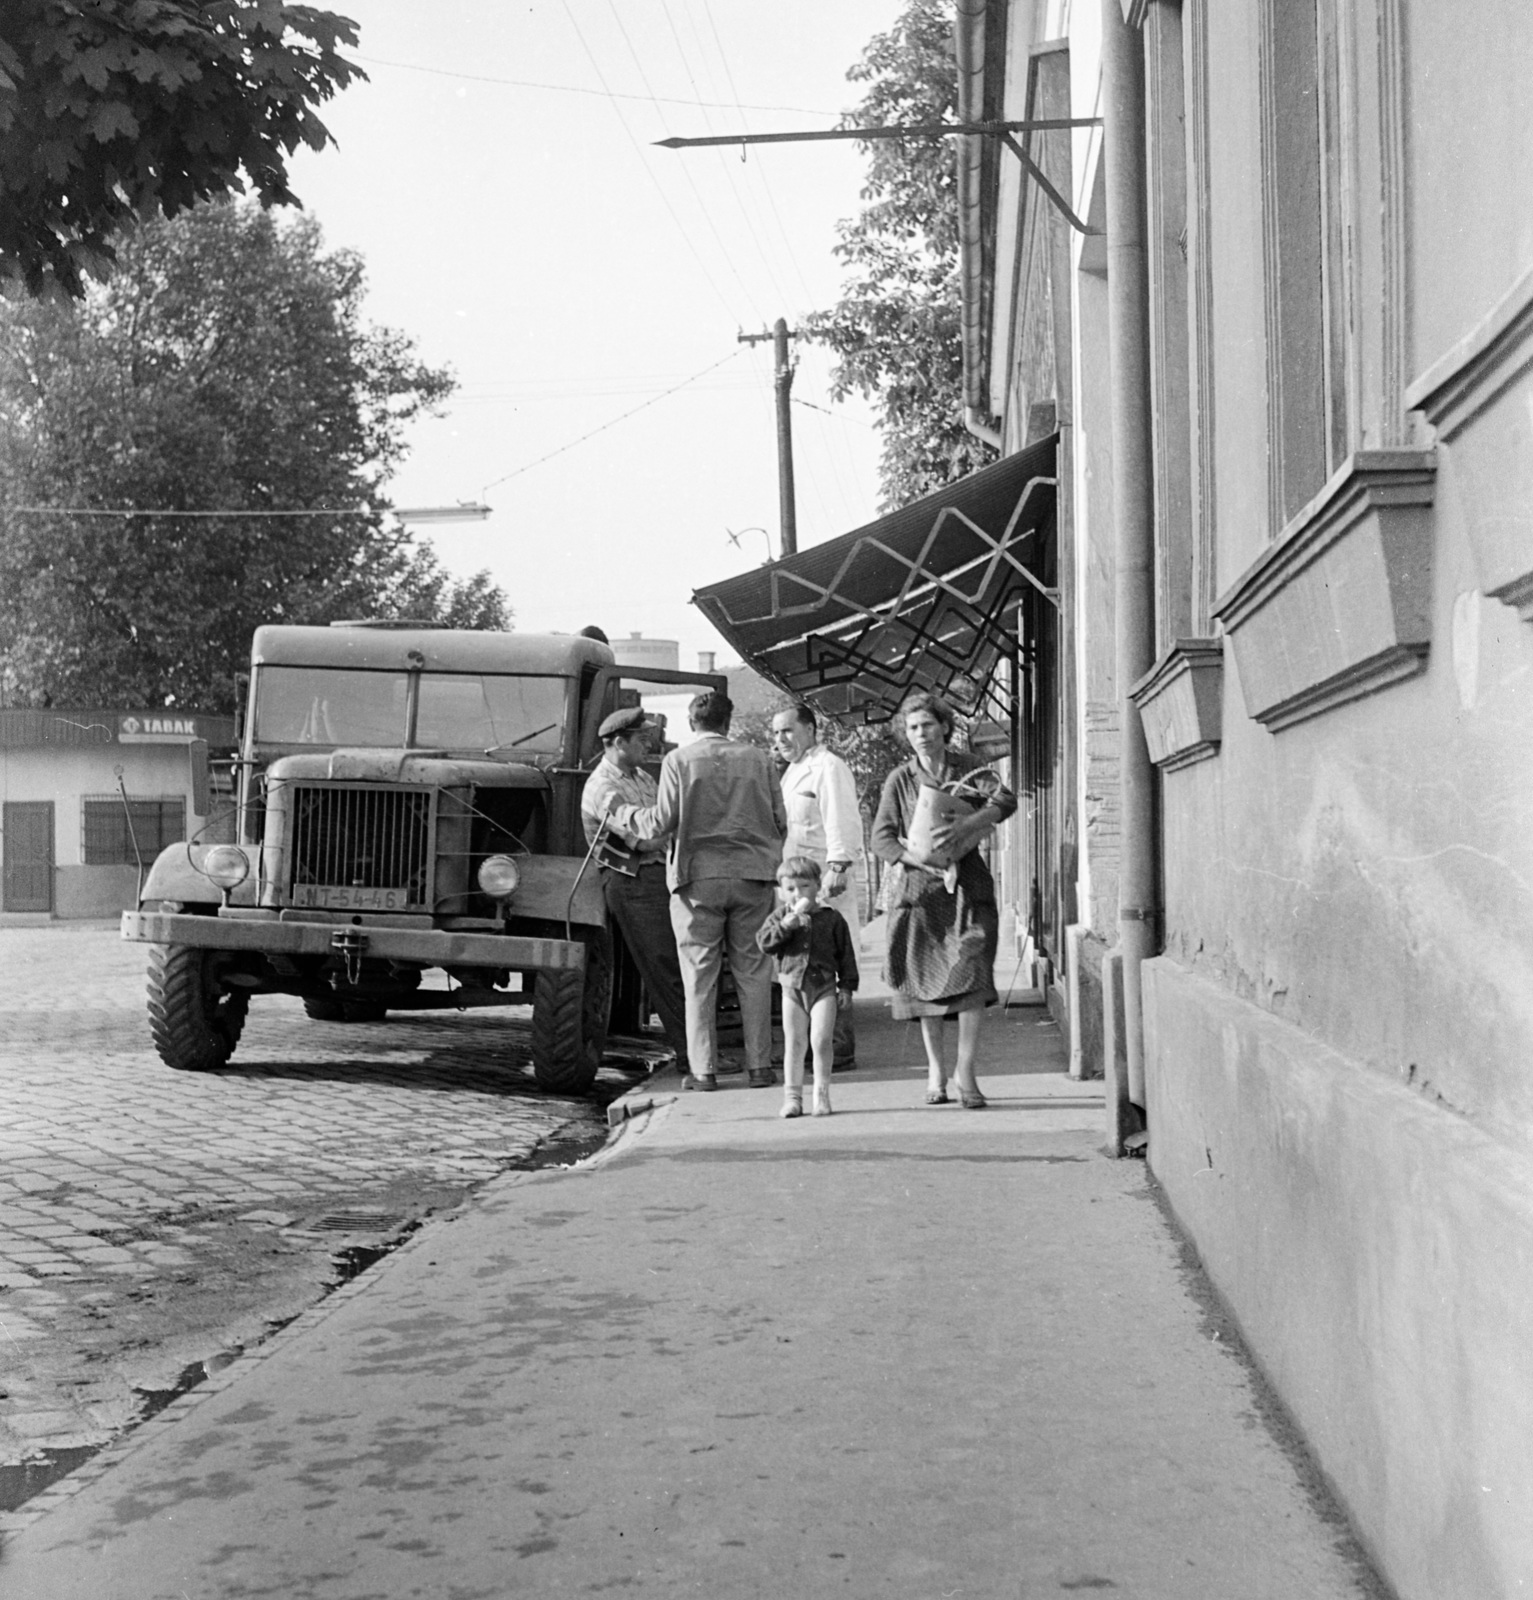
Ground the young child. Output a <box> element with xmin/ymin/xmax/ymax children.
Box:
<box><xmin>756</xmin><ymin>855</ymin><xmax>860</xmax><ymax>1118</ymax></box>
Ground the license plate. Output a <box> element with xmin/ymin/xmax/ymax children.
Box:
<box><xmin>290</xmin><ymin>885</ymin><xmax>415</xmax><ymax>911</ymax></box>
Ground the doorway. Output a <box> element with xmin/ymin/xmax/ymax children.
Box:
<box><xmin>3</xmin><ymin>801</ymin><xmax>55</xmax><ymax>912</ymax></box>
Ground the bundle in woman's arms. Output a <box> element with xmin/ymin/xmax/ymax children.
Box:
<box><xmin>904</xmin><ymin>769</ymin><xmax>1005</xmax><ymax>892</ymax></box>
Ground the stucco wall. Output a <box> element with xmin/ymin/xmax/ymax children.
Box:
<box><xmin>1405</xmin><ymin>0</ymin><xmax>1533</xmax><ymax>380</ymax></box>
<box><xmin>55</xmin><ymin>865</ymin><xmax>140</xmax><ymax>918</ymax></box>
<box><xmin>1163</xmin><ymin>441</ymin><xmax>1533</xmax><ymax>1154</ymax></box>
<box><xmin>1145</xmin><ymin>958</ymin><xmax>1533</xmax><ymax>1600</ymax></box>
<box><xmin>0</xmin><ymin>745</ymin><xmax>201</xmax><ymax>867</ymax></box>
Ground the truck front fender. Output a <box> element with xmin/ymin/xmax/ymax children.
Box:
<box><xmin>140</xmin><ymin>842</ymin><xmax>259</xmax><ymax>909</ymax></box>
<box><xmin>506</xmin><ymin>854</ymin><xmax>606</xmax><ymax>928</ymax></box>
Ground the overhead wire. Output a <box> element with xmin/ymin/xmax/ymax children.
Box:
<box><xmin>556</xmin><ymin>0</ymin><xmax>741</xmax><ymax>324</ymax></box>
<box><xmin>690</xmin><ymin>1</ymin><xmax>872</xmax><ymax>518</ymax></box>
<box><xmin>479</xmin><ymin>349</ymin><xmax>742</xmax><ymax>494</ymax></box>
<box><xmin>657</xmin><ymin>0</ymin><xmax>794</xmax><ymax>316</ymax></box>
<box><xmin>2</xmin><ymin>506</ymin><xmax>374</xmax><ymax>518</ymax></box>
<box><xmin>696</xmin><ymin>0</ymin><xmax>822</xmax><ymax>311</ymax></box>
<box><xmin>352</xmin><ymin>52</ymin><xmax>836</xmax><ymax>115</ymax></box>
<box><xmin>598</xmin><ymin>0</ymin><xmax>763</xmax><ymax>321</ymax></box>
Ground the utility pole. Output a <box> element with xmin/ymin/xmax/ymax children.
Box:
<box><xmin>738</xmin><ymin>319</ymin><xmax>797</xmax><ymax>556</ymax></box>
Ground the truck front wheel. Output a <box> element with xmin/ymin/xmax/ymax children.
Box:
<box><xmin>530</xmin><ymin>929</ymin><xmax>613</xmax><ymax>1095</ymax></box>
<box><xmin>146</xmin><ymin>945</ymin><xmax>250</xmax><ymax>1072</ymax></box>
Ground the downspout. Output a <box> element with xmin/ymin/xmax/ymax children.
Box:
<box><xmin>1101</xmin><ymin>0</ymin><xmax>1158</xmax><ymax>1132</ymax></box>
<box><xmin>964</xmin><ymin>406</ymin><xmax>1004</xmax><ymax>449</ymax></box>
<box><xmin>954</xmin><ymin>0</ymin><xmax>994</xmax><ymax>427</ymax></box>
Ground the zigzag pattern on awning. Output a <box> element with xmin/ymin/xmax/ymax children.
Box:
<box><xmin>692</xmin><ymin>435</ymin><xmax>1057</xmax><ymax>724</ymax></box>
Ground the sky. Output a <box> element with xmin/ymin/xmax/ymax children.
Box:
<box><xmin>284</xmin><ymin>0</ymin><xmax>905</xmax><ymax>672</ymax></box>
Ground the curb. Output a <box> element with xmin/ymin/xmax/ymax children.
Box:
<box><xmin>0</xmin><ymin>1113</ymin><xmax>635</xmax><ymax>1547</ymax></box>
<box><xmin>605</xmin><ymin>1060</ymin><xmax>683</xmax><ymax>1128</ymax></box>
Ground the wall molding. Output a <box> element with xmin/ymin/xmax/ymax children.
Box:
<box><xmin>1184</xmin><ymin>0</ymin><xmax>1217</xmax><ymax>627</ymax></box>
<box><xmin>1129</xmin><ymin>638</ymin><xmax>1223</xmax><ymax>770</ymax></box>
<box><xmin>1407</xmin><ymin>262</ymin><xmax>1533</xmax><ymax>435</ymax></box>
<box><xmin>1377</xmin><ymin>0</ymin><xmax>1410</xmax><ymax>444</ymax></box>
<box><xmin>1214</xmin><ymin>449</ymin><xmax>1436</xmax><ymax>731</ymax></box>
<box><xmin>1408</xmin><ymin>263</ymin><xmax>1533</xmax><ymax>619</ymax></box>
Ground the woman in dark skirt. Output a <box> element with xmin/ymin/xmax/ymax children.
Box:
<box><xmin>871</xmin><ymin>692</ymin><xmax>1017</xmax><ymax>1108</ymax></box>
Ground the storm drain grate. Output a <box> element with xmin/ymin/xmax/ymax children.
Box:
<box><xmin>305</xmin><ymin>1213</ymin><xmax>404</xmax><ymax>1233</ymax></box>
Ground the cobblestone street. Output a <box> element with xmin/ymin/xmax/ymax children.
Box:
<box><xmin>0</xmin><ymin>921</ymin><xmax>646</xmax><ymax>1504</ymax></box>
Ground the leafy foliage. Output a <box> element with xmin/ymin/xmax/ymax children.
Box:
<box><xmin>0</xmin><ymin>201</ymin><xmax>508</xmax><ymax>712</ymax></box>
<box><xmin>0</xmin><ymin>0</ymin><xmax>363</xmax><ymax>298</ymax></box>
<box><xmin>802</xmin><ymin>0</ymin><xmax>995</xmax><ymax>509</ymax></box>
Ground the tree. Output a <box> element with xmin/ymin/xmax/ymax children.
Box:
<box><xmin>0</xmin><ymin>200</ymin><xmax>508</xmax><ymax>712</ymax></box>
<box><xmin>0</xmin><ymin>0</ymin><xmax>362</xmax><ymax>298</ymax></box>
<box><xmin>802</xmin><ymin>0</ymin><xmax>995</xmax><ymax>509</ymax></box>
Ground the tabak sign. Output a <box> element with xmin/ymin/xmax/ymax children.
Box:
<box><xmin>118</xmin><ymin>714</ymin><xmax>199</xmax><ymax>745</ymax></box>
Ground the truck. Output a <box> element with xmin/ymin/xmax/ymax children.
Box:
<box><xmin>120</xmin><ymin>622</ymin><xmax>723</xmax><ymax>1095</ymax></box>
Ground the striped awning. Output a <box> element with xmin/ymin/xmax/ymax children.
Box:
<box><xmin>692</xmin><ymin>434</ymin><xmax>1056</xmax><ymax>724</ymax></box>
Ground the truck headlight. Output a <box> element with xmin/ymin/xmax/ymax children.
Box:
<box><xmin>476</xmin><ymin>855</ymin><xmax>521</xmax><ymax>900</ymax></box>
<box><xmin>203</xmin><ymin>845</ymin><xmax>251</xmax><ymax>890</ymax></box>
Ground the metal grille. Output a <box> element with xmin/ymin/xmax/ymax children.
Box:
<box><xmin>287</xmin><ymin>784</ymin><xmax>431</xmax><ymax>901</ymax></box>
<box><xmin>81</xmin><ymin>796</ymin><xmax>186</xmax><ymax>865</ymax></box>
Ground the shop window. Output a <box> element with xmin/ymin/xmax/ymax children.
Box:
<box><xmin>81</xmin><ymin>796</ymin><xmax>186</xmax><ymax>865</ymax></box>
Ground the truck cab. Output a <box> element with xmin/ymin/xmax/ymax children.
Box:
<box><xmin>123</xmin><ymin>622</ymin><xmax>724</xmax><ymax>1093</ymax></box>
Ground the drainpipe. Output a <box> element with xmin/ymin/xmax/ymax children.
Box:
<box><xmin>964</xmin><ymin>406</ymin><xmax>1004</xmax><ymax>450</ymax></box>
<box><xmin>1102</xmin><ymin>0</ymin><xmax>1158</xmax><ymax>1129</ymax></box>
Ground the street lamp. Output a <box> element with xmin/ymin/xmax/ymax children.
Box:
<box><xmin>727</xmin><ymin>525</ymin><xmax>774</xmax><ymax>565</ymax></box>
<box><xmin>393</xmin><ymin>503</ymin><xmax>493</xmax><ymax>525</ymax></box>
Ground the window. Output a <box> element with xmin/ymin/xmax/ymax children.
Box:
<box><xmin>252</xmin><ymin>666</ymin><xmax>569</xmax><ymax>754</ymax></box>
<box><xmin>415</xmin><ymin>675</ymin><xmax>567</xmax><ymax>755</ymax></box>
<box><xmin>82</xmin><ymin>796</ymin><xmax>186</xmax><ymax>865</ymax></box>
<box><xmin>253</xmin><ymin>667</ymin><xmax>409</xmax><ymax>745</ymax></box>
<box><xmin>1259</xmin><ymin>0</ymin><xmax>1350</xmax><ymax>529</ymax></box>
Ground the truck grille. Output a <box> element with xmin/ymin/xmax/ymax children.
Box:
<box><xmin>287</xmin><ymin>784</ymin><xmax>432</xmax><ymax>906</ymax></box>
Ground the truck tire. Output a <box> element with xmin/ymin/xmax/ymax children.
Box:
<box><xmin>303</xmin><ymin>996</ymin><xmax>388</xmax><ymax>1023</ymax></box>
<box><xmin>147</xmin><ymin>945</ymin><xmax>249</xmax><ymax>1072</ymax></box>
<box><xmin>531</xmin><ymin>929</ymin><xmax>613</xmax><ymax>1095</ymax></box>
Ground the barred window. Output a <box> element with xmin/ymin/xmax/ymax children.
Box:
<box><xmin>81</xmin><ymin>796</ymin><xmax>186</xmax><ymax>865</ymax></box>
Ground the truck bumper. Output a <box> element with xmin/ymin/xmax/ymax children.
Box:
<box><xmin>120</xmin><ymin>911</ymin><xmax>585</xmax><ymax>972</ymax></box>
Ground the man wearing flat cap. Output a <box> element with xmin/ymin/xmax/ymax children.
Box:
<box><xmin>604</xmin><ymin>690</ymin><xmax>786</xmax><ymax>1091</ymax></box>
<box><xmin>580</xmin><ymin>707</ymin><xmax>690</xmax><ymax>1076</ymax></box>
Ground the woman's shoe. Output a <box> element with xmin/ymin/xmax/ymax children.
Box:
<box><xmin>958</xmin><ymin>1086</ymin><xmax>987</xmax><ymax>1110</ymax></box>
<box><xmin>924</xmin><ymin>1087</ymin><xmax>950</xmax><ymax>1105</ymax></box>
<box><xmin>812</xmin><ymin>1086</ymin><xmax>833</xmax><ymax>1117</ymax></box>
<box><xmin>779</xmin><ymin>1093</ymin><xmax>804</xmax><ymax>1119</ymax></box>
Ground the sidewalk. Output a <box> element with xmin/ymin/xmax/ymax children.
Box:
<box><xmin>0</xmin><ymin>940</ymin><xmax>1383</xmax><ymax>1599</ymax></box>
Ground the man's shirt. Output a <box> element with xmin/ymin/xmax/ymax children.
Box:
<box><xmin>609</xmin><ymin>732</ymin><xmax>786</xmax><ymax>891</ymax></box>
<box><xmin>781</xmin><ymin>742</ymin><xmax>862</xmax><ymax>865</ymax></box>
<box><xmin>580</xmin><ymin>756</ymin><xmax>666</xmax><ymax>855</ymax></box>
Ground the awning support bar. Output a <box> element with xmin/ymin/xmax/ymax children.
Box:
<box><xmin>999</xmin><ymin>132</ymin><xmax>1101</xmax><ymax>236</ymax></box>
<box><xmin>1014</xmin><ymin>563</ymin><xmax>1062</xmax><ymax>610</ymax></box>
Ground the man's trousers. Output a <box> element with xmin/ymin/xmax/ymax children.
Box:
<box><xmin>668</xmin><ymin>877</ymin><xmax>775</xmax><ymax>1078</ymax></box>
<box><xmin>601</xmin><ymin>863</ymin><xmax>689</xmax><ymax>1069</ymax></box>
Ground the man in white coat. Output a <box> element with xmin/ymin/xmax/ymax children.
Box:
<box><xmin>771</xmin><ymin>702</ymin><xmax>865</xmax><ymax>1070</ymax></box>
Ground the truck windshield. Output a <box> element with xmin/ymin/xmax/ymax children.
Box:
<box><xmin>254</xmin><ymin>667</ymin><xmax>566</xmax><ymax>755</ymax></box>
<box><xmin>417</xmin><ymin>674</ymin><xmax>566</xmax><ymax>754</ymax></box>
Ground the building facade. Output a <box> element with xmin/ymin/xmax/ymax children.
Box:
<box><xmin>0</xmin><ymin>708</ymin><xmax>235</xmax><ymax>918</ymax></box>
<box><xmin>957</xmin><ymin>1</ymin><xmax>1533</xmax><ymax>1595</ymax></box>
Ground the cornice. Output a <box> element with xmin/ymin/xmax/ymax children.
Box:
<box><xmin>1407</xmin><ymin>262</ymin><xmax>1533</xmax><ymax>440</ymax></box>
<box><xmin>1214</xmin><ymin>451</ymin><xmax>1437</xmax><ymax>733</ymax></box>
<box><xmin>1214</xmin><ymin>450</ymin><xmax>1435</xmax><ymax>632</ymax></box>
